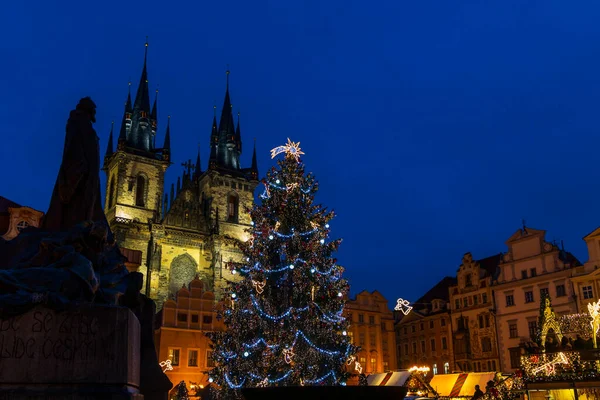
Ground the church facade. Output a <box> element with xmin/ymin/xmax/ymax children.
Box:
<box><xmin>102</xmin><ymin>43</ymin><xmax>259</xmax><ymax>308</ymax></box>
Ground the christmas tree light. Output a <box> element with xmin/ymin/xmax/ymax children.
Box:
<box><xmin>207</xmin><ymin>139</ymin><xmax>357</xmax><ymax>398</ymax></box>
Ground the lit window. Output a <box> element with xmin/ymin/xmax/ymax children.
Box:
<box><xmin>188</xmin><ymin>350</ymin><xmax>198</xmax><ymax>367</ymax></box>
<box><xmin>227</xmin><ymin>194</ymin><xmax>239</xmax><ymax>222</ymax></box>
<box><xmin>528</xmin><ymin>321</ymin><xmax>537</xmax><ymax>338</ymax></box>
<box><xmin>509</xmin><ymin>323</ymin><xmax>518</xmax><ymax>338</ymax></box>
<box><xmin>525</xmin><ymin>291</ymin><xmax>534</xmax><ymax>303</ymax></box>
<box><xmin>444</xmin><ymin>362</ymin><xmax>449</xmax><ymax>374</ymax></box>
<box><xmin>348</xmin><ymin>331</ymin><xmax>354</xmax><ymax>344</ymax></box>
<box><xmin>433</xmin><ymin>363</ymin><xmax>438</xmax><ymax>375</ymax></box>
<box><xmin>506</xmin><ymin>294</ymin><xmax>515</xmax><ymax>307</ymax></box>
<box><xmin>370</xmin><ymin>357</ymin><xmax>377</xmax><ymax>372</ymax></box>
<box><xmin>168</xmin><ymin>348</ymin><xmax>180</xmax><ymax>366</ymax></box>
<box><xmin>206</xmin><ymin>350</ymin><xmax>215</xmax><ymax>368</ymax></box>
<box><xmin>583</xmin><ymin>286</ymin><xmax>594</xmax><ymax>300</ymax></box>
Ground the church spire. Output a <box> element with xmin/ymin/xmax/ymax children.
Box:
<box><xmin>151</xmin><ymin>88</ymin><xmax>158</xmax><ymax>121</ymax></box>
<box><xmin>105</xmin><ymin>121</ymin><xmax>114</xmax><ymax>160</ymax></box>
<box><xmin>133</xmin><ymin>38</ymin><xmax>151</xmax><ymax>113</ymax></box>
<box><xmin>251</xmin><ymin>138</ymin><xmax>258</xmax><ymax>179</ymax></box>
<box><xmin>162</xmin><ymin>115</ymin><xmax>171</xmax><ymax>161</ymax></box>
<box><xmin>194</xmin><ymin>145</ymin><xmax>202</xmax><ymax>178</ymax></box>
<box><xmin>209</xmin><ymin>104</ymin><xmax>218</xmax><ymax>169</ymax></box>
<box><xmin>215</xmin><ymin>69</ymin><xmax>240</xmax><ymax>170</ymax></box>
<box><xmin>118</xmin><ymin>83</ymin><xmax>132</xmax><ymax>145</ymax></box>
<box><xmin>235</xmin><ymin>112</ymin><xmax>242</xmax><ymax>153</ymax></box>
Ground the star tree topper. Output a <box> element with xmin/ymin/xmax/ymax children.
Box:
<box><xmin>270</xmin><ymin>138</ymin><xmax>305</xmax><ymax>161</ymax></box>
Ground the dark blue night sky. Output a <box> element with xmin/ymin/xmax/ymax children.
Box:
<box><xmin>3</xmin><ymin>0</ymin><xmax>600</xmax><ymax>307</ymax></box>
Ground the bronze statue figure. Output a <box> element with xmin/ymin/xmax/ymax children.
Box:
<box><xmin>42</xmin><ymin>97</ymin><xmax>107</xmax><ymax>232</ymax></box>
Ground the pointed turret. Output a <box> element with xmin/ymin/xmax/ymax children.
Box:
<box><xmin>104</xmin><ymin>121</ymin><xmax>114</xmax><ymax>160</ymax></box>
<box><xmin>235</xmin><ymin>112</ymin><xmax>242</xmax><ymax>153</ymax></box>
<box><xmin>170</xmin><ymin>183</ymin><xmax>175</xmax><ymax>209</ymax></box>
<box><xmin>194</xmin><ymin>146</ymin><xmax>202</xmax><ymax>178</ymax></box>
<box><xmin>151</xmin><ymin>89</ymin><xmax>158</xmax><ymax>120</ymax></box>
<box><xmin>162</xmin><ymin>115</ymin><xmax>171</xmax><ymax>161</ymax></box>
<box><xmin>250</xmin><ymin>138</ymin><xmax>258</xmax><ymax>180</ymax></box>
<box><xmin>118</xmin><ymin>83</ymin><xmax>132</xmax><ymax>146</ymax></box>
<box><xmin>176</xmin><ymin>176</ymin><xmax>181</xmax><ymax>195</ymax></box>
<box><xmin>209</xmin><ymin>105</ymin><xmax>218</xmax><ymax>169</ymax></box>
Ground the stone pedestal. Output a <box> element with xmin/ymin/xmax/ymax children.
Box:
<box><xmin>0</xmin><ymin>305</ymin><xmax>142</xmax><ymax>399</ymax></box>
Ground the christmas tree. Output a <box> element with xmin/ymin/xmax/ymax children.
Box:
<box><xmin>207</xmin><ymin>139</ymin><xmax>357</xmax><ymax>396</ymax></box>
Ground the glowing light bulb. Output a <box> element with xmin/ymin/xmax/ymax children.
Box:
<box><xmin>232</xmin><ymin>269</ymin><xmax>237</xmax><ymax>274</ymax></box>
<box><xmin>251</xmin><ymin>221</ymin><xmax>255</xmax><ymax>226</ymax></box>
<box><xmin>342</xmin><ymin>330</ymin><xmax>347</xmax><ymax>336</ymax></box>
<box><xmin>209</xmin><ymin>378</ymin><xmax>214</xmax><ymax>383</ymax></box>
<box><xmin>325</xmin><ymin>224</ymin><xmax>330</xmax><ymax>228</ymax></box>
<box><xmin>320</xmin><ymin>239</ymin><xmax>325</xmax><ymax>244</ymax></box>
<box><xmin>276</xmin><ymin>179</ymin><xmax>280</xmax><ymax>184</ymax></box>
<box><xmin>341</xmin><ymin>382</ymin><xmax>347</xmax><ymax>386</ymax></box>
<box><xmin>310</xmin><ymin>268</ymin><xmax>315</xmax><ymax>273</ymax></box>
<box><xmin>337</xmin><ymin>292</ymin><xmax>343</xmax><ymax>297</ymax></box>
<box><xmin>246</xmin><ymin>257</ymin><xmax>250</xmax><ymax>261</ymax></box>
<box><xmin>244</xmin><ymin>351</ymin><xmax>249</xmax><ymax>357</ymax></box>
<box><xmin>289</xmin><ymin>264</ymin><xmax>294</xmax><ymax>270</ymax></box>
<box><xmin>231</xmin><ymin>293</ymin><xmax>237</xmax><ymax>299</ymax></box>
<box><xmin>269</xmin><ymin>235</ymin><xmax>274</xmax><ymax>240</ymax></box>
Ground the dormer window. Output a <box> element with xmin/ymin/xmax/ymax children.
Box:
<box><xmin>465</xmin><ymin>274</ymin><xmax>472</xmax><ymax>287</ymax></box>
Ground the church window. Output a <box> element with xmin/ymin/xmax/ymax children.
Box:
<box><xmin>136</xmin><ymin>175</ymin><xmax>146</xmax><ymax>207</ymax></box>
<box><xmin>108</xmin><ymin>176</ymin><xmax>116</xmax><ymax>208</ymax></box>
<box><xmin>227</xmin><ymin>193</ymin><xmax>239</xmax><ymax>223</ymax></box>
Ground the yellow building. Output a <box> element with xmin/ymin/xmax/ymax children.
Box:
<box><xmin>493</xmin><ymin>226</ymin><xmax>581</xmax><ymax>373</ymax></box>
<box><xmin>395</xmin><ymin>277</ymin><xmax>455</xmax><ymax>377</ymax></box>
<box><xmin>345</xmin><ymin>290</ymin><xmax>397</xmax><ymax>376</ymax></box>
<box><xmin>449</xmin><ymin>252</ymin><xmax>502</xmax><ymax>373</ymax></box>
<box><xmin>154</xmin><ymin>277</ymin><xmax>224</xmax><ymax>392</ymax></box>
<box><xmin>570</xmin><ymin>226</ymin><xmax>600</xmax><ymax>311</ymax></box>
<box><xmin>103</xmin><ymin>43</ymin><xmax>258</xmax><ymax>308</ymax></box>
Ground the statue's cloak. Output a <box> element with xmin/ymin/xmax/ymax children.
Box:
<box><xmin>42</xmin><ymin>109</ymin><xmax>106</xmax><ymax>231</ymax></box>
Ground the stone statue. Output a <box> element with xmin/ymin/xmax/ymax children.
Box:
<box><xmin>0</xmin><ymin>97</ymin><xmax>172</xmax><ymax>399</ymax></box>
<box><xmin>42</xmin><ymin>97</ymin><xmax>107</xmax><ymax>232</ymax></box>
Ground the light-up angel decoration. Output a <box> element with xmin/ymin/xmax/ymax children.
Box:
<box><xmin>588</xmin><ymin>300</ymin><xmax>600</xmax><ymax>348</ymax></box>
<box><xmin>395</xmin><ymin>298</ymin><xmax>413</xmax><ymax>315</ymax></box>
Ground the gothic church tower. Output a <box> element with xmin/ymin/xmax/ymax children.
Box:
<box><xmin>104</xmin><ymin>45</ymin><xmax>258</xmax><ymax>308</ymax></box>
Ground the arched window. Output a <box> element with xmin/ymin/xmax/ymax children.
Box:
<box><xmin>108</xmin><ymin>176</ymin><xmax>116</xmax><ymax>208</ymax></box>
<box><xmin>227</xmin><ymin>193</ymin><xmax>239</xmax><ymax>223</ymax></box>
<box><xmin>136</xmin><ymin>175</ymin><xmax>146</xmax><ymax>207</ymax></box>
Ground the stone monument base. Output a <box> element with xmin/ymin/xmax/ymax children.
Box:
<box><xmin>0</xmin><ymin>305</ymin><xmax>142</xmax><ymax>400</ymax></box>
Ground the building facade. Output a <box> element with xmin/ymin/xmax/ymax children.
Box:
<box><xmin>345</xmin><ymin>290</ymin><xmax>397</xmax><ymax>376</ymax></box>
<box><xmin>570</xmin><ymin>226</ymin><xmax>600</xmax><ymax>312</ymax></box>
<box><xmin>493</xmin><ymin>226</ymin><xmax>580</xmax><ymax>373</ymax></box>
<box><xmin>395</xmin><ymin>277</ymin><xmax>455</xmax><ymax>377</ymax></box>
<box><xmin>449</xmin><ymin>252</ymin><xmax>502</xmax><ymax>373</ymax></box>
<box><xmin>0</xmin><ymin>196</ymin><xmax>43</xmax><ymax>240</ymax></box>
<box><xmin>154</xmin><ymin>277</ymin><xmax>224</xmax><ymax>392</ymax></box>
<box><xmin>103</xmin><ymin>43</ymin><xmax>259</xmax><ymax>308</ymax></box>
